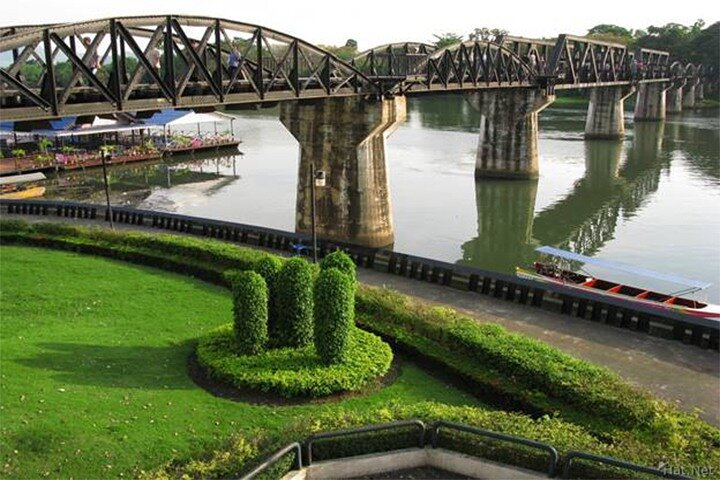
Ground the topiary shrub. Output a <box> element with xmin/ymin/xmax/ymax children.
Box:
<box><xmin>254</xmin><ymin>255</ymin><xmax>283</xmax><ymax>343</ymax></box>
<box><xmin>314</xmin><ymin>268</ymin><xmax>355</xmax><ymax>365</ymax></box>
<box><xmin>320</xmin><ymin>250</ymin><xmax>357</xmax><ymax>283</ymax></box>
<box><xmin>229</xmin><ymin>270</ymin><xmax>268</xmax><ymax>355</ymax></box>
<box><xmin>274</xmin><ymin>257</ymin><xmax>314</xmax><ymax>348</ymax></box>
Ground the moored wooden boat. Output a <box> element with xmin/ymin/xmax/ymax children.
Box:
<box><xmin>517</xmin><ymin>246</ymin><xmax>720</xmax><ymax>319</ymax></box>
<box><xmin>0</xmin><ymin>172</ymin><xmax>47</xmax><ymax>199</ymax></box>
<box><xmin>0</xmin><ymin>185</ymin><xmax>46</xmax><ymax>199</ymax></box>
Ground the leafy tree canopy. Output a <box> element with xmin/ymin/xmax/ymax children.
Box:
<box><xmin>432</xmin><ymin>32</ymin><xmax>464</xmax><ymax>49</ymax></box>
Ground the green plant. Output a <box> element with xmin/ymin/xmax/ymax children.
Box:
<box><xmin>254</xmin><ymin>256</ymin><xmax>283</xmax><ymax>344</ymax></box>
<box><xmin>274</xmin><ymin>257</ymin><xmax>314</xmax><ymax>348</ymax></box>
<box><xmin>3</xmin><ymin>220</ymin><xmax>719</xmax><ymax>478</ymax></box>
<box><xmin>314</xmin><ymin>268</ymin><xmax>355</xmax><ymax>365</ymax></box>
<box><xmin>10</xmin><ymin>148</ymin><xmax>26</xmax><ymax>157</ymax></box>
<box><xmin>320</xmin><ymin>250</ymin><xmax>357</xmax><ymax>284</ymax></box>
<box><xmin>100</xmin><ymin>144</ymin><xmax>116</xmax><ymax>156</ymax></box>
<box><xmin>61</xmin><ymin>145</ymin><xmax>77</xmax><ymax>153</ymax></box>
<box><xmin>35</xmin><ymin>153</ymin><xmax>54</xmax><ymax>165</ymax></box>
<box><xmin>197</xmin><ymin>325</ymin><xmax>391</xmax><ymax>397</ymax></box>
<box><xmin>229</xmin><ymin>270</ymin><xmax>268</xmax><ymax>355</ymax></box>
<box><xmin>37</xmin><ymin>138</ymin><xmax>53</xmax><ymax>153</ymax></box>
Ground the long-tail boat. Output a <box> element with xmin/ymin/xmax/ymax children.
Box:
<box><xmin>517</xmin><ymin>246</ymin><xmax>720</xmax><ymax>319</ymax></box>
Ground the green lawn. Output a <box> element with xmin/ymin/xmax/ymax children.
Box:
<box><xmin>0</xmin><ymin>246</ymin><xmax>481</xmax><ymax>479</ymax></box>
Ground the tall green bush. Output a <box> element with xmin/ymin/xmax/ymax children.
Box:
<box><xmin>314</xmin><ymin>268</ymin><xmax>355</xmax><ymax>365</ymax></box>
<box><xmin>230</xmin><ymin>271</ymin><xmax>268</xmax><ymax>355</ymax></box>
<box><xmin>275</xmin><ymin>257</ymin><xmax>314</xmax><ymax>348</ymax></box>
<box><xmin>255</xmin><ymin>255</ymin><xmax>283</xmax><ymax>343</ymax></box>
<box><xmin>320</xmin><ymin>250</ymin><xmax>356</xmax><ymax>283</ymax></box>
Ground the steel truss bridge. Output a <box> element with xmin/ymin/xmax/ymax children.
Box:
<box><xmin>0</xmin><ymin>15</ymin><xmax>705</xmax><ymax>121</ymax></box>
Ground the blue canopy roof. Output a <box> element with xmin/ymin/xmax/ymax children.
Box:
<box><xmin>536</xmin><ymin>246</ymin><xmax>712</xmax><ymax>290</ymax></box>
<box><xmin>1</xmin><ymin>116</ymin><xmax>78</xmax><ymax>132</ymax></box>
<box><xmin>141</xmin><ymin>109</ymin><xmax>192</xmax><ymax>126</ymax></box>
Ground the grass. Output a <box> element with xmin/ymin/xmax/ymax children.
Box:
<box><xmin>0</xmin><ymin>246</ymin><xmax>482</xmax><ymax>479</ymax></box>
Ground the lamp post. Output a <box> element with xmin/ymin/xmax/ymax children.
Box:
<box><xmin>101</xmin><ymin>150</ymin><xmax>114</xmax><ymax>230</ymax></box>
<box><xmin>310</xmin><ymin>162</ymin><xmax>326</xmax><ymax>263</ymax></box>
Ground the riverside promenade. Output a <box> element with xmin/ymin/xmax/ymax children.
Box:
<box><xmin>5</xmin><ymin>214</ymin><xmax>719</xmax><ymax>426</ymax></box>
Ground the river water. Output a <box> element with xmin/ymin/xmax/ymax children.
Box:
<box><xmin>42</xmin><ymin>95</ymin><xmax>720</xmax><ymax>303</ymax></box>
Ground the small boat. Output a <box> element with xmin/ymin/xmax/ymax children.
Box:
<box><xmin>0</xmin><ymin>172</ymin><xmax>47</xmax><ymax>199</ymax></box>
<box><xmin>517</xmin><ymin>246</ymin><xmax>720</xmax><ymax>319</ymax></box>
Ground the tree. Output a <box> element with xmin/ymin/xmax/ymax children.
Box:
<box><xmin>275</xmin><ymin>257</ymin><xmax>314</xmax><ymax>348</ymax></box>
<box><xmin>314</xmin><ymin>268</ymin><xmax>354</xmax><ymax>365</ymax></box>
<box><xmin>432</xmin><ymin>33</ymin><xmax>463</xmax><ymax>49</ymax></box>
<box><xmin>319</xmin><ymin>39</ymin><xmax>358</xmax><ymax>62</ymax></box>
<box><xmin>254</xmin><ymin>256</ymin><xmax>283</xmax><ymax>345</ymax></box>
<box><xmin>230</xmin><ymin>271</ymin><xmax>268</xmax><ymax>355</ymax></box>
<box><xmin>587</xmin><ymin>24</ymin><xmax>635</xmax><ymax>45</ymax></box>
<box><xmin>468</xmin><ymin>28</ymin><xmax>508</xmax><ymax>42</ymax></box>
<box><xmin>320</xmin><ymin>250</ymin><xmax>356</xmax><ymax>285</ymax></box>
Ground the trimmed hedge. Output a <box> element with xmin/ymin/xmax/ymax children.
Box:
<box><xmin>254</xmin><ymin>256</ymin><xmax>283</xmax><ymax>344</ymax></box>
<box><xmin>228</xmin><ymin>270</ymin><xmax>268</xmax><ymax>355</ymax></box>
<box><xmin>356</xmin><ymin>286</ymin><xmax>651</xmax><ymax>429</ymax></box>
<box><xmin>196</xmin><ymin>325</ymin><xmax>392</xmax><ymax>397</ymax></box>
<box><xmin>274</xmin><ymin>257</ymin><xmax>314</xmax><ymax>348</ymax></box>
<box><xmin>320</xmin><ymin>250</ymin><xmax>357</xmax><ymax>283</ymax></box>
<box><xmin>2</xmin><ymin>220</ymin><xmax>718</xmax><ymax>475</ymax></box>
<box><xmin>314</xmin><ymin>268</ymin><xmax>355</xmax><ymax>365</ymax></box>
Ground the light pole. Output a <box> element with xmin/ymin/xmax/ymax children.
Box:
<box><xmin>310</xmin><ymin>162</ymin><xmax>326</xmax><ymax>263</ymax></box>
<box><xmin>101</xmin><ymin>151</ymin><xmax>114</xmax><ymax>230</ymax></box>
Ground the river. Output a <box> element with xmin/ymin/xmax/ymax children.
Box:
<box><xmin>42</xmin><ymin>95</ymin><xmax>720</xmax><ymax>303</ymax></box>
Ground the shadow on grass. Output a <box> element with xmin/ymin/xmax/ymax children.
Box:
<box><xmin>17</xmin><ymin>341</ymin><xmax>197</xmax><ymax>390</ymax></box>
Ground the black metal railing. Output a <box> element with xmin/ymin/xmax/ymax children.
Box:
<box><xmin>430</xmin><ymin>420</ymin><xmax>559</xmax><ymax>477</ymax></box>
<box><xmin>239</xmin><ymin>442</ymin><xmax>302</xmax><ymax>480</ymax></box>
<box><xmin>306</xmin><ymin>420</ymin><xmax>426</xmax><ymax>464</ymax></box>
<box><xmin>238</xmin><ymin>420</ymin><xmax>691</xmax><ymax>479</ymax></box>
<box><xmin>562</xmin><ymin>451</ymin><xmax>693</xmax><ymax>480</ymax></box>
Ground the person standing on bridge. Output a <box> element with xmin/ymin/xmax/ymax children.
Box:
<box><xmin>145</xmin><ymin>46</ymin><xmax>162</xmax><ymax>84</ymax></box>
<box><xmin>528</xmin><ymin>52</ymin><xmax>538</xmax><ymax>74</ymax></box>
<box><xmin>228</xmin><ymin>44</ymin><xmax>241</xmax><ymax>79</ymax></box>
<box><xmin>82</xmin><ymin>37</ymin><xmax>101</xmax><ymax>75</ymax></box>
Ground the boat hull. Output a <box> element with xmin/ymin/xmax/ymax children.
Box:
<box><xmin>0</xmin><ymin>186</ymin><xmax>46</xmax><ymax>199</ymax></box>
<box><xmin>517</xmin><ymin>267</ymin><xmax>720</xmax><ymax>319</ymax></box>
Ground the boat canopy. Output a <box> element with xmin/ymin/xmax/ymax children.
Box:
<box><xmin>0</xmin><ymin>172</ymin><xmax>46</xmax><ymax>185</ymax></box>
<box><xmin>536</xmin><ymin>246</ymin><xmax>712</xmax><ymax>290</ymax></box>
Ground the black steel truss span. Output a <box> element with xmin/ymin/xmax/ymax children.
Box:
<box><xmin>0</xmin><ymin>15</ymin><xmax>379</xmax><ymax>121</ymax></box>
<box><xmin>353</xmin><ymin>40</ymin><xmax>536</xmax><ymax>93</ymax></box>
<box><xmin>0</xmin><ymin>16</ymin><xmax>707</xmax><ymax>122</ymax></box>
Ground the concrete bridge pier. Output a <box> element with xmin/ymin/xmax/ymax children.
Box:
<box><xmin>666</xmin><ymin>86</ymin><xmax>683</xmax><ymax>114</ymax></box>
<box><xmin>279</xmin><ymin>96</ymin><xmax>406</xmax><ymax>248</ymax></box>
<box><xmin>584</xmin><ymin>86</ymin><xmax>635</xmax><ymax>139</ymax></box>
<box><xmin>466</xmin><ymin>89</ymin><xmax>555</xmax><ymax>180</ymax></box>
<box><xmin>682</xmin><ymin>83</ymin><xmax>696</xmax><ymax>108</ymax></box>
<box><xmin>633</xmin><ymin>83</ymin><xmax>666</xmax><ymax>121</ymax></box>
<box><xmin>696</xmin><ymin>82</ymin><xmax>705</xmax><ymax>101</ymax></box>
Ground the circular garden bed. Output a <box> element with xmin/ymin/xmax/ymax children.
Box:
<box><xmin>196</xmin><ymin>325</ymin><xmax>393</xmax><ymax>398</ymax></box>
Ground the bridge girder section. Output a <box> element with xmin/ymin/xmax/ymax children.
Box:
<box><xmin>0</xmin><ymin>15</ymin><xmax>379</xmax><ymax>121</ymax></box>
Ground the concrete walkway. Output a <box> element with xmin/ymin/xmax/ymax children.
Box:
<box><xmin>358</xmin><ymin>269</ymin><xmax>720</xmax><ymax>426</ymax></box>
<box><xmin>4</xmin><ymin>214</ymin><xmax>719</xmax><ymax>425</ymax></box>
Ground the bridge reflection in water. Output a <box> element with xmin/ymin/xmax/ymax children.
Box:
<box><xmin>460</xmin><ymin>120</ymin><xmax>669</xmax><ymax>273</ymax></box>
